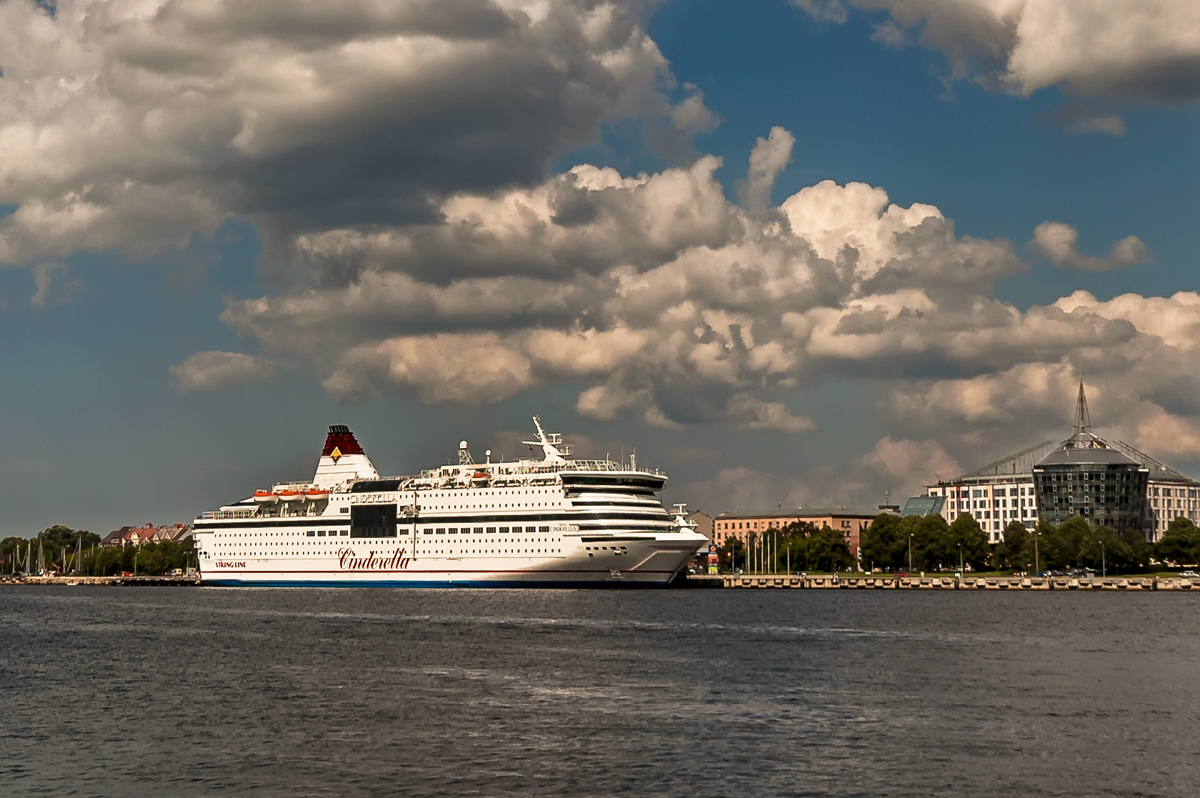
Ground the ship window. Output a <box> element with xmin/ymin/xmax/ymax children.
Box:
<box><xmin>499</xmin><ymin>527</ymin><xmax>510</xmax><ymax>533</ymax></box>
<box><xmin>317</xmin><ymin>530</ymin><xmax>326</xmax><ymax>537</ymax></box>
<box><xmin>539</xmin><ymin>526</ymin><xmax>549</xmax><ymax>532</ymax></box>
<box><xmin>350</xmin><ymin>504</ymin><xmax>397</xmax><ymax>538</ymax></box>
<box><xmin>306</xmin><ymin>531</ymin><xmax>316</xmax><ymax>537</ymax></box>
<box><xmin>448</xmin><ymin>528</ymin><xmax>458</xmax><ymax>534</ymax></box>
<box><xmin>340</xmin><ymin>531</ymin><xmax>348</xmax><ymax>536</ymax></box>
<box><xmin>486</xmin><ymin>527</ymin><xmax>496</xmax><ymax>533</ymax></box>
<box><xmin>436</xmin><ymin>528</ymin><xmax>445</xmax><ymax>534</ymax></box>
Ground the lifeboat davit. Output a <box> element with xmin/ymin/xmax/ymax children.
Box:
<box><xmin>253</xmin><ymin>490</ymin><xmax>279</xmax><ymax>504</ymax></box>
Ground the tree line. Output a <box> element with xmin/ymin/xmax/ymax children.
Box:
<box><xmin>716</xmin><ymin>513</ymin><xmax>1200</xmax><ymax>575</ymax></box>
<box><xmin>718</xmin><ymin>520</ymin><xmax>855</xmax><ymax>573</ymax></box>
<box><xmin>862</xmin><ymin>513</ymin><xmax>1155</xmax><ymax>574</ymax></box>
<box><xmin>2</xmin><ymin>525</ymin><xmax>196</xmax><ymax>576</ymax></box>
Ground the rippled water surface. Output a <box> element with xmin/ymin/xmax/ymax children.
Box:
<box><xmin>3</xmin><ymin>586</ymin><xmax>1200</xmax><ymax>797</ymax></box>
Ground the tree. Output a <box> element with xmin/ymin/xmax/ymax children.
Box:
<box><xmin>719</xmin><ymin>535</ymin><xmax>745</xmax><ymax>573</ymax></box>
<box><xmin>908</xmin><ymin>514</ymin><xmax>951</xmax><ymax>572</ymax></box>
<box><xmin>1</xmin><ymin>536</ymin><xmax>25</xmax><ymax>561</ymax></box>
<box><xmin>947</xmin><ymin>514</ymin><xmax>989</xmax><ymax>571</ymax></box>
<box><xmin>1078</xmin><ymin>525</ymin><xmax>1113</xmax><ymax>572</ymax></box>
<box><xmin>996</xmin><ymin>521</ymin><xmax>1030</xmax><ymax>571</ymax></box>
<box><xmin>1156</xmin><ymin>517</ymin><xmax>1200</xmax><ymax>566</ymax></box>
<box><xmin>80</xmin><ymin>537</ymin><xmax>196</xmax><ymax>575</ymax></box>
<box><xmin>861</xmin><ymin>513</ymin><xmax>958</xmax><ymax>572</ymax></box>
<box><xmin>811</xmin><ymin>525</ymin><xmax>854</xmax><ymax>572</ymax></box>
<box><xmin>1110</xmin><ymin>528</ymin><xmax>1150</xmax><ymax>573</ymax></box>
<box><xmin>37</xmin><ymin>525</ymin><xmax>101</xmax><ymax>572</ymax></box>
<box><xmin>1040</xmin><ymin>517</ymin><xmax>1090</xmax><ymax>571</ymax></box>
<box><xmin>860</xmin><ymin>514</ymin><xmax>908</xmax><ymax>572</ymax></box>
<box><xmin>777</xmin><ymin>521</ymin><xmax>817</xmax><ymax>572</ymax></box>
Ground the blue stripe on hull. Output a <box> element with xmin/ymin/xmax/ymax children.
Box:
<box><xmin>201</xmin><ymin>578</ymin><xmax>672</xmax><ymax>589</ymax></box>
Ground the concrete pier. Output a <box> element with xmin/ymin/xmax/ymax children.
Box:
<box><xmin>0</xmin><ymin>575</ymin><xmax>200</xmax><ymax>587</ymax></box>
<box><xmin>687</xmin><ymin>574</ymin><xmax>1193</xmax><ymax>591</ymax></box>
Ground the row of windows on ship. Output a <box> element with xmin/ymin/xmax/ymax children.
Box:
<box><xmin>350</xmin><ymin>487</ymin><xmax>564</xmax><ymax>510</ymax></box>
<box><xmin>210</xmin><ymin>540</ymin><xmax>566</xmax><ymax>556</ymax></box>
<box><xmin>209</xmin><ymin>526</ymin><xmax>557</xmax><ymax>540</ymax></box>
<box><xmin>208</xmin><ymin>527</ymin><xmax>567</xmax><ymax>557</ymax></box>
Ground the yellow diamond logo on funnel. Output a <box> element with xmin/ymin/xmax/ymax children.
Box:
<box><xmin>330</xmin><ymin>447</ymin><xmax>342</xmax><ymax>463</ymax></box>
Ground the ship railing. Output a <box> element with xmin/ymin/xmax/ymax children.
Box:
<box><xmin>563</xmin><ymin>459</ymin><xmax>663</xmax><ymax>475</ymax></box>
<box><xmin>198</xmin><ymin>508</ymin><xmax>258</xmax><ymax>520</ymax></box>
<box><xmin>564</xmin><ymin>459</ymin><xmax>623</xmax><ymax>472</ymax></box>
<box><xmin>271</xmin><ymin>480</ymin><xmax>315</xmax><ymax>491</ymax></box>
<box><xmin>198</xmin><ymin>504</ymin><xmax>330</xmax><ymax>521</ymax></box>
<box><xmin>412</xmin><ymin>459</ymin><xmax>662</xmax><ymax>477</ymax></box>
<box><xmin>264</xmin><ymin>505</ymin><xmax>328</xmax><ymax>518</ymax></box>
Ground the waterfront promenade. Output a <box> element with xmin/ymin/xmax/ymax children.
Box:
<box><xmin>0</xmin><ymin>574</ymin><xmax>199</xmax><ymax>587</ymax></box>
<box><xmin>692</xmin><ymin>573</ymin><xmax>1197</xmax><ymax>590</ymax></box>
<box><xmin>3</xmin><ymin>573</ymin><xmax>1193</xmax><ymax>590</ymax></box>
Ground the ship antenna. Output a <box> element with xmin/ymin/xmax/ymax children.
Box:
<box><xmin>522</xmin><ymin>415</ymin><xmax>566</xmax><ymax>465</ymax></box>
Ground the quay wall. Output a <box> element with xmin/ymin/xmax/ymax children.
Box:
<box><xmin>0</xmin><ymin>575</ymin><xmax>199</xmax><ymax>587</ymax></box>
<box><xmin>688</xmin><ymin>574</ymin><xmax>1197</xmax><ymax>591</ymax></box>
<box><xmin>4</xmin><ymin>573</ymin><xmax>1191</xmax><ymax>591</ymax></box>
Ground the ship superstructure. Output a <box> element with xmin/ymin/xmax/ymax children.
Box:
<box><xmin>194</xmin><ymin>417</ymin><xmax>707</xmax><ymax>587</ymax></box>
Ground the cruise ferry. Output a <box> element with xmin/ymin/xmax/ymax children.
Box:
<box><xmin>193</xmin><ymin>418</ymin><xmax>708</xmax><ymax>587</ymax></box>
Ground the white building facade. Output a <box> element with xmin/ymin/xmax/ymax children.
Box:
<box><xmin>923</xmin><ymin>440</ymin><xmax>1200</xmax><ymax>544</ymax></box>
<box><xmin>925</xmin><ymin>477</ymin><xmax>1038</xmax><ymax>544</ymax></box>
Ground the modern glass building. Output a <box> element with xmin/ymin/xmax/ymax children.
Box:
<box><xmin>923</xmin><ymin>381</ymin><xmax>1194</xmax><ymax>541</ymax></box>
<box><xmin>1031</xmin><ymin>383</ymin><xmax>1149</xmax><ymax>533</ymax></box>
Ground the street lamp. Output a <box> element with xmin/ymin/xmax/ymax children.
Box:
<box><xmin>958</xmin><ymin>542</ymin><xmax>964</xmax><ymax>584</ymax></box>
<box><xmin>1101</xmin><ymin>540</ymin><xmax>1106</xmax><ymax>578</ymax></box>
<box><xmin>908</xmin><ymin>534</ymin><xmax>913</xmax><ymax>573</ymax></box>
<box><xmin>1033</xmin><ymin>529</ymin><xmax>1040</xmax><ymax>576</ymax></box>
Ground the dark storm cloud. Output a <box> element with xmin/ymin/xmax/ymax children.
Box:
<box><xmin>0</xmin><ymin>0</ymin><xmax>693</xmax><ymax>271</ymax></box>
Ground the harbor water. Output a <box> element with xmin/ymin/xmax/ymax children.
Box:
<box><xmin>2</xmin><ymin>587</ymin><xmax>1199</xmax><ymax>797</ymax></box>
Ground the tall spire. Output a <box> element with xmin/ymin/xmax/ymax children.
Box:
<box><xmin>1073</xmin><ymin>380</ymin><xmax>1092</xmax><ymax>436</ymax></box>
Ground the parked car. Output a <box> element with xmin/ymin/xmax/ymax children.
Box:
<box><xmin>1179</xmin><ymin>570</ymin><xmax>1199</xmax><ymax>578</ymax></box>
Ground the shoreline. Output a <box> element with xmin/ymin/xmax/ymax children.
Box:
<box><xmin>0</xmin><ymin>575</ymin><xmax>199</xmax><ymax>587</ymax></box>
<box><xmin>687</xmin><ymin>573</ymin><xmax>1196</xmax><ymax>590</ymax></box>
<box><xmin>3</xmin><ymin>573</ymin><xmax>1194</xmax><ymax>591</ymax></box>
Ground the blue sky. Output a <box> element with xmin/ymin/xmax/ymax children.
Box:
<box><xmin>0</xmin><ymin>0</ymin><xmax>1198</xmax><ymax>536</ymax></box>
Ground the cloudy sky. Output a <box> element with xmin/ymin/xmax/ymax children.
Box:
<box><xmin>1</xmin><ymin>0</ymin><xmax>1198</xmax><ymax>535</ymax></box>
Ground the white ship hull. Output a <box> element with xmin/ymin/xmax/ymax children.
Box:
<box><xmin>195</xmin><ymin>419</ymin><xmax>707</xmax><ymax>588</ymax></box>
<box><xmin>200</xmin><ymin>534</ymin><xmax>699</xmax><ymax>587</ymax></box>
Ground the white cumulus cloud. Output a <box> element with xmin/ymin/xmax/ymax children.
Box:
<box><xmin>1031</xmin><ymin>221</ymin><xmax>1151</xmax><ymax>271</ymax></box>
<box><xmin>170</xmin><ymin>351</ymin><xmax>278</xmax><ymax>393</ymax></box>
<box><xmin>792</xmin><ymin>0</ymin><xmax>1200</xmax><ymax>103</ymax></box>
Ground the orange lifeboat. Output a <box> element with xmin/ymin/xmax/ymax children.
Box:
<box><xmin>253</xmin><ymin>490</ymin><xmax>279</xmax><ymax>504</ymax></box>
<box><xmin>277</xmin><ymin>490</ymin><xmax>305</xmax><ymax>503</ymax></box>
<box><xmin>306</xmin><ymin>488</ymin><xmax>330</xmax><ymax>501</ymax></box>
